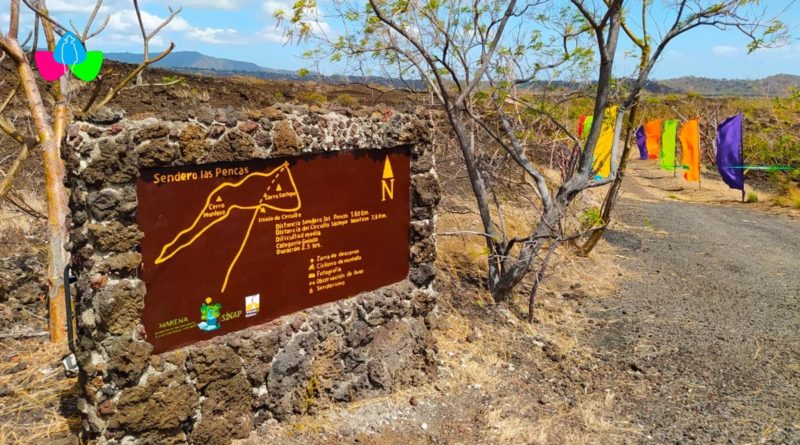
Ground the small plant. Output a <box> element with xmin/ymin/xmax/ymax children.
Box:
<box><xmin>746</xmin><ymin>191</ymin><xmax>759</xmax><ymax>203</ymax></box>
<box><xmin>298</xmin><ymin>91</ymin><xmax>328</xmax><ymax>106</ymax></box>
<box><xmin>299</xmin><ymin>375</ymin><xmax>319</xmax><ymax>413</ymax></box>
<box><xmin>773</xmin><ymin>194</ymin><xmax>800</xmax><ymax>209</ymax></box>
<box><xmin>643</xmin><ymin>217</ymin><xmax>653</xmax><ymax>229</ymax></box>
<box><xmin>333</xmin><ymin>93</ymin><xmax>359</xmax><ymax>108</ymax></box>
<box><xmin>162</xmin><ymin>75</ymin><xmax>184</xmax><ymax>85</ymax></box>
<box><xmin>579</xmin><ymin>207</ymin><xmax>604</xmax><ymax>230</ymax></box>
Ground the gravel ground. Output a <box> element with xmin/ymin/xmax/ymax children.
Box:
<box><xmin>587</xmin><ymin>178</ymin><xmax>800</xmax><ymax>444</ymax></box>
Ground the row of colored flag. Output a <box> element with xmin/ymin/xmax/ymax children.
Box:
<box><xmin>578</xmin><ymin>111</ymin><xmax>745</xmax><ymax>190</ymax></box>
<box><xmin>634</xmin><ymin>118</ymin><xmax>701</xmax><ymax>181</ymax></box>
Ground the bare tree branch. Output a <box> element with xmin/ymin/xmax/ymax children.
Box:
<box><xmin>21</xmin><ymin>0</ymin><xmax>68</xmax><ymax>35</ymax></box>
<box><xmin>0</xmin><ymin>143</ymin><xmax>31</xmax><ymax>206</ymax></box>
<box><xmin>9</xmin><ymin>0</ymin><xmax>20</xmax><ymax>39</ymax></box>
<box><xmin>94</xmin><ymin>42</ymin><xmax>176</xmax><ymax>108</ymax></box>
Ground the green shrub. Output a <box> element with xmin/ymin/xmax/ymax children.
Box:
<box><xmin>746</xmin><ymin>191</ymin><xmax>759</xmax><ymax>203</ymax></box>
<box><xmin>298</xmin><ymin>91</ymin><xmax>328</xmax><ymax>106</ymax></box>
<box><xmin>579</xmin><ymin>207</ymin><xmax>604</xmax><ymax>229</ymax></box>
<box><xmin>333</xmin><ymin>93</ymin><xmax>359</xmax><ymax>108</ymax></box>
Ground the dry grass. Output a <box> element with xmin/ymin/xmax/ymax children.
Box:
<box><xmin>237</xmin><ymin>172</ymin><xmax>635</xmax><ymax>444</ymax></box>
<box><xmin>772</xmin><ymin>183</ymin><xmax>800</xmax><ymax>210</ymax></box>
<box><xmin>431</xmin><ymin>175</ymin><xmax>636</xmax><ymax>444</ymax></box>
<box><xmin>0</xmin><ymin>340</ymin><xmax>79</xmax><ymax>445</ymax></box>
<box><xmin>0</xmin><ymin>189</ymin><xmax>46</xmax><ymax>259</ymax></box>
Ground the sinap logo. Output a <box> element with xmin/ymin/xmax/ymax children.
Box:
<box><xmin>35</xmin><ymin>31</ymin><xmax>103</xmax><ymax>82</ymax></box>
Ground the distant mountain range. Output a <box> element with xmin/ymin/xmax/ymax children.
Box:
<box><xmin>655</xmin><ymin>74</ymin><xmax>800</xmax><ymax>97</ymax></box>
<box><xmin>104</xmin><ymin>51</ymin><xmax>800</xmax><ymax>96</ymax></box>
<box><xmin>104</xmin><ymin>51</ymin><xmax>295</xmax><ymax>77</ymax></box>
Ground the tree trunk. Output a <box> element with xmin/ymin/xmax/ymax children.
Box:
<box><xmin>42</xmin><ymin>139</ymin><xmax>69</xmax><ymax>344</ymax></box>
<box><xmin>445</xmin><ymin>108</ymin><xmax>503</xmax><ymax>293</ymax></box>
<box><xmin>8</xmin><ymin>38</ymin><xmax>70</xmax><ymax>343</ymax></box>
<box><xmin>579</xmin><ymin>97</ymin><xmax>641</xmax><ymax>255</ymax></box>
<box><xmin>490</xmin><ymin>202</ymin><xmax>563</xmax><ymax>300</ymax></box>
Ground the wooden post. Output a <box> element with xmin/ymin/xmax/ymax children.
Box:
<box><xmin>698</xmin><ymin>118</ymin><xmax>702</xmax><ymax>191</ymax></box>
<box><xmin>740</xmin><ymin>114</ymin><xmax>745</xmax><ymax>203</ymax></box>
<box><xmin>673</xmin><ymin>119</ymin><xmax>677</xmax><ymax>178</ymax></box>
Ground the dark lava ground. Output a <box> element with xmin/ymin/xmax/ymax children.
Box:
<box><xmin>586</xmin><ymin>178</ymin><xmax>800</xmax><ymax>444</ymax></box>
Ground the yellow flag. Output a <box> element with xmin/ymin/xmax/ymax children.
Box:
<box><xmin>591</xmin><ymin>106</ymin><xmax>618</xmax><ymax>178</ymax></box>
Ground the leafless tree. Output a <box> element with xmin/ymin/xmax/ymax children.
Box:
<box><xmin>0</xmin><ymin>0</ymin><xmax>182</xmax><ymax>342</ymax></box>
<box><xmin>281</xmin><ymin>0</ymin><xmax>786</xmax><ymax>313</ymax></box>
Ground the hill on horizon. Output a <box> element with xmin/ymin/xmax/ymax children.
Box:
<box><xmin>657</xmin><ymin>74</ymin><xmax>800</xmax><ymax>97</ymax></box>
<box><xmin>104</xmin><ymin>51</ymin><xmax>800</xmax><ymax>97</ymax></box>
<box><xmin>103</xmin><ymin>51</ymin><xmax>295</xmax><ymax>76</ymax></box>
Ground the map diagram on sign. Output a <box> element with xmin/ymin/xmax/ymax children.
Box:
<box><xmin>155</xmin><ymin>162</ymin><xmax>302</xmax><ymax>292</ymax></box>
<box><xmin>137</xmin><ymin>148</ymin><xmax>412</xmax><ymax>353</ymax></box>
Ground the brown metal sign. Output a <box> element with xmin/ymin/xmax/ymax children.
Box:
<box><xmin>136</xmin><ymin>148</ymin><xmax>411</xmax><ymax>353</ymax></box>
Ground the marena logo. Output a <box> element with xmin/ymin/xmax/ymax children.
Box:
<box><xmin>198</xmin><ymin>297</ymin><xmax>222</xmax><ymax>332</ymax></box>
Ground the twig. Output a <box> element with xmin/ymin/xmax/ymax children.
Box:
<box><xmin>0</xmin><ymin>331</ymin><xmax>49</xmax><ymax>339</ymax></box>
<box><xmin>20</xmin><ymin>0</ymin><xmax>68</xmax><ymax>35</ymax></box>
<box><xmin>88</xmin><ymin>1</ymin><xmax>182</xmax><ymax>110</ymax></box>
<box><xmin>438</xmin><ymin>230</ymin><xmax>494</xmax><ymax>238</ymax></box>
<box><xmin>81</xmin><ymin>74</ymin><xmax>104</xmax><ymax>113</ymax></box>
<box><xmin>94</xmin><ymin>42</ymin><xmax>176</xmax><ymax>108</ymax></box>
<box><xmin>0</xmin><ymin>143</ymin><xmax>31</xmax><ymax>206</ymax></box>
<box><xmin>122</xmin><ymin>77</ymin><xmax>184</xmax><ymax>90</ymax></box>
<box><xmin>528</xmin><ymin>240</ymin><xmax>560</xmax><ymax>322</ymax></box>
<box><xmin>6</xmin><ymin>190</ymin><xmax>47</xmax><ymax>219</ymax></box>
<box><xmin>81</xmin><ymin>0</ymin><xmax>107</xmax><ymax>41</ymax></box>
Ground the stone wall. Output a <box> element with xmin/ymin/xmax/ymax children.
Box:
<box><xmin>64</xmin><ymin>104</ymin><xmax>440</xmax><ymax>445</ymax></box>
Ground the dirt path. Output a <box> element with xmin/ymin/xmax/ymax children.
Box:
<box><xmin>586</xmin><ymin>167</ymin><xmax>800</xmax><ymax>444</ymax></box>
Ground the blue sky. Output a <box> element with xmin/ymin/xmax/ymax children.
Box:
<box><xmin>4</xmin><ymin>0</ymin><xmax>799</xmax><ymax>80</ymax></box>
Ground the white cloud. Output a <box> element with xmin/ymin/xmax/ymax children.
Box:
<box><xmin>107</xmin><ymin>8</ymin><xmax>248</xmax><ymax>46</ymax></box>
<box><xmin>257</xmin><ymin>26</ymin><xmax>288</xmax><ymax>43</ymax></box>
<box><xmin>188</xmin><ymin>27</ymin><xmax>246</xmax><ymax>44</ymax></box>
<box><xmin>757</xmin><ymin>43</ymin><xmax>800</xmax><ymax>60</ymax></box>
<box><xmin>108</xmin><ymin>9</ymin><xmax>191</xmax><ymax>33</ymax></box>
<box><xmin>171</xmin><ymin>0</ymin><xmax>243</xmax><ymax>10</ymax></box>
<box><xmin>712</xmin><ymin>45</ymin><xmax>740</xmax><ymax>56</ymax></box>
<box><xmin>46</xmin><ymin>0</ymin><xmax>105</xmax><ymax>13</ymax></box>
<box><xmin>104</xmin><ymin>33</ymin><xmax>166</xmax><ymax>48</ymax></box>
<box><xmin>262</xmin><ymin>1</ymin><xmax>290</xmax><ymax>15</ymax></box>
<box><xmin>261</xmin><ymin>0</ymin><xmax>333</xmax><ymax>38</ymax></box>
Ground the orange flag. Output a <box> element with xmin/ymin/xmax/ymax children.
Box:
<box><xmin>645</xmin><ymin>119</ymin><xmax>662</xmax><ymax>160</ymax></box>
<box><xmin>679</xmin><ymin>119</ymin><xmax>701</xmax><ymax>182</ymax></box>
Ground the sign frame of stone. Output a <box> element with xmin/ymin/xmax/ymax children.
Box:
<box><xmin>65</xmin><ymin>103</ymin><xmax>440</xmax><ymax>445</ymax></box>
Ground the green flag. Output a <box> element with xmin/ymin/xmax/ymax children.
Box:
<box><xmin>661</xmin><ymin>119</ymin><xmax>679</xmax><ymax>171</ymax></box>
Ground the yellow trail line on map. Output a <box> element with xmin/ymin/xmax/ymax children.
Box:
<box><xmin>154</xmin><ymin>162</ymin><xmax>302</xmax><ymax>291</ymax></box>
<box><xmin>222</xmin><ymin>208</ymin><xmax>260</xmax><ymax>293</ymax></box>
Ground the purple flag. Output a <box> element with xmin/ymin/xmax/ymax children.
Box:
<box><xmin>635</xmin><ymin>125</ymin><xmax>648</xmax><ymax>160</ymax></box>
<box><xmin>716</xmin><ymin>113</ymin><xmax>744</xmax><ymax>190</ymax></box>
